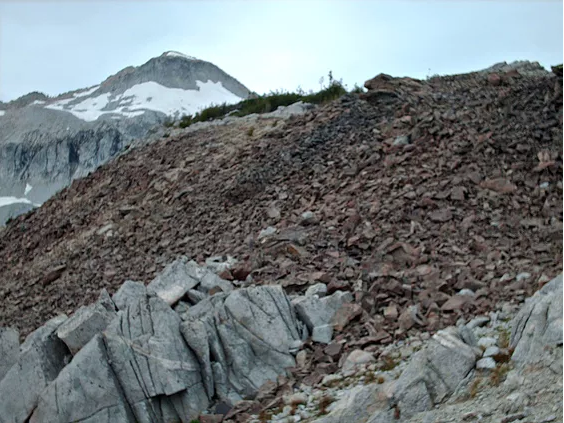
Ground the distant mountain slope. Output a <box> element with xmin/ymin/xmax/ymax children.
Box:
<box><xmin>0</xmin><ymin>51</ymin><xmax>250</xmax><ymax>223</ymax></box>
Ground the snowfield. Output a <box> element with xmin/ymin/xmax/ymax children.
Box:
<box><xmin>0</xmin><ymin>196</ymin><xmax>36</xmax><ymax>207</ymax></box>
<box><xmin>0</xmin><ymin>111</ymin><xmax>5</xmax><ymax>117</ymax></box>
<box><xmin>44</xmin><ymin>80</ymin><xmax>242</xmax><ymax>122</ymax></box>
<box><xmin>164</xmin><ymin>51</ymin><xmax>197</xmax><ymax>60</ymax></box>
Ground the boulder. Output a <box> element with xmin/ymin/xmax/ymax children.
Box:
<box><xmin>312</xmin><ymin>324</ymin><xmax>333</xmax><ymax>344</ymax></box>
<box><xmin>147</xmin><ymin>256</ymin><xmax>199</xmax><ymax>305</ymax></box>
<box><xmin>313</xmin><ymin>383</ymin><xmax>389</xmax><ymax>423</ymax></box>
<box><xmin>305</xmin><ymin>283</ymin><xmax>328</xmax><ymax>298</ymax></box>
<box><xmin>342</xmin><ymin>349</ymin><xmax>375</xmax><ymax>372</ymax></box>
<box><xmin>56</xmin><ymin>299</ymin><xmax>117</xmax><ymax>355</ymax></box>
<box><xmin>510</xmin><ymin>274</ymin><xmax>563</xmax><ymax>369</ymax></box>
<box><xmin>388</xmin><ymin>327</ymin><xmax>479</xmax><ymax>419</ymax></box>
<box><xmin>294</xmin><ymin>290</ymin><xmax>353</xmax><ymax>332</ymax></box>
<box><xmin>29</xmin><ymin>334</ymin><xmax>135</xmax><ymax>423</ymax></box>
<box><xmin>104</xmin><ymin>294</ymin><xmax>208</xmax><ymax>423</ymax></box>
<box><xmin>0</xmin><ymin>327</ymin><xmax>19</xmax><ymax>381</ymax></box>
<box><xmin>0</xmin><ymin>316</ymin><xmax>70</xmax><ymax>423</ymax></box>
<box><xmin>181</xmin><ymin>285</ymin><xmax>302</xmax><ymax>402</ymax></box>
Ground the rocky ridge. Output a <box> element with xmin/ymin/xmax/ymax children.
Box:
<box><xmin>0</xmin><ymin>61</ymin><xmax>561</xmax><ymax>344</ymax></box>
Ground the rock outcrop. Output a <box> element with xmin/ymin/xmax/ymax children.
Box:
<box><xmin>0</xmin><ymin>258</ymin><xmax>350</xmax><ymax>422</ymax></box>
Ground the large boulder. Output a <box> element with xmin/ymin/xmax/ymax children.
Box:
<box><xmin>510</xmin><ymin>274</ymin><xmax>563</xmax><ymax>370</ymax></box>
<box><xmin>0</xmin><ymin>316</ymin><xmax>70</xmax><ymax>423</ymax></box>
<box><xmin>180</xmin><ymin>285</ymin><xmax>304</xmax><ymax>403</ymax></box>
<box><xmin>56</xmin><ymin>293</ymin><xmax>117</xmax><ymax>355</ymax></box>
<box><xmin>29</xmin><ymin>334</ymin><xmax>135</xmax><ymax>423</ymax></box>
<box><xmin>0</xmin><ymin>327</ymin><xmax>19</xmax><ymax>381</ymax></box>
<box><xmin>147</xmin><ymin>256</ymin><xmax>200</xmax><ymax>305</ymax></box>
<box><xmin>103</xmin><ymin>294</ymin><xmax>208</xmax><ymax>423</ymax></box>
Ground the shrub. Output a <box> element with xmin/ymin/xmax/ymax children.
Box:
<box><xmin>174</xmin><ymin>71</ymin><xmax>348</xmax><ymax>130</ymax></box>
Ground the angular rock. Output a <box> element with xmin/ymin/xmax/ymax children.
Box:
<box><xmin>197</xmin><ymin>269</ymin><xmax>234</xmax><ymax>294</ymax></box>
<box><xmin>331</xmin><ymin>302</ymin><xmax>362</xmax><ymax>331</ymax></box>
<box><xmin>388</xmin><ymin>327</ymin><xmax>478</xmax><ymax>419</ymax></box>
<box><xmin>147</xmin><ymin>256</ymin><xmax>199</xmax><ymax>305</ymax></box>
<box><xmin>0</xmin><ymin>316</ymin><xmax>70</xmax><ymax>423</ymax></box>
<box><xmin>313</xmin><ymin>383</ymin><xmax>388</xmax><ymax>423</ymax></box>
<box><xmin>205</xmin><ymin>255</ymin><xmax>237</xmax><ymax>273</ymax></box>
<box><xmin>477</xmin><ymin>337</ymin><xmax>497</xmax><ymax>348</ymax></box>
<box><xmin>510</xmin><ymin>274</ymin><xmax>563</xmax><ymax>368</ymax></box>
<box><xmin>476</xmin><ymin>357</ymin><xmax>496</xmax><ymax>370</ymax></box>
<box><xmin>56</xmin><ymin>299</ymin><xmax>117</xmax><ymax>355</ymax></box>
<box><xmin>104</xmin><ymin>294</ymin><xmax>208</xmax><ymax>423</ymax></box>
<box><xmin>112</xmin><ymin>280</ymin><xmax>147</xmax><ymax>310</ymax></box>
<box><xmin>0</xmin><ymin>327</ymin><xmax>19</xmax><ymax>382</ymax></box>
<box><xmin>29</xmin><ymin>334</ymin><xmax>135</xmax><ymax>423</ymax></box>
<box><xmin>441</xmin><ymin>295</ymin><xmax>469</xmax><ymax>311</ymax></box>
<box><xmin>305</xmin><ymin>282</ymin><xmax>328</xmax><ymax>298</ymax></box>
<box><xmin>186</xmin><ymin>288</ymin><xmax>208</xmax><ymax>304</ymax></box>
<box><xmin>483</xmin><ymin>346</ymin><xmax>501</xmax><ymax>358</ymax></box>
<box><xmin>342</xmin><ymin>349</ymin><xmax>375</xmax><ymax>372</ymax></box>
<box><xmin>294</xmin><ymin>290</ymin><xmax>353</xmax><ymax>332</ymax></box>
<box><xmin>312</xmin><ymin>324</ymin><xmax>334</xmax><ymax>344</ymax></box>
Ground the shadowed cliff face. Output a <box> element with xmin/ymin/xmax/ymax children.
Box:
<box><xmin>0</xmin><ymin>52</ymin><xmax>250</xmax><ymax>224</ymax></box>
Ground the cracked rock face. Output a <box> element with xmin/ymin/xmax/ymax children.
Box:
<box><xmin>510</xmin><ymin>274</ymin><xmax>563</xmax><ymax>370</ymax></box>
<box><xmin>103</xmin><ymin>294</ymin><xmax>208</xmax><ymax>423</ymax></box>
<box><xmin>181</xmin><ymin>285</ymin><xmax>304</xmax><ymax>403</ymax></box>
<box><xmin>0</xmin><ymin>316</ymin><xmax>71</xmax><ymax>423</ymax></box>
<box><xmin>29</xmin><ymin>334</ymin><xmax>135</xmax><ymax>423</ymax></box>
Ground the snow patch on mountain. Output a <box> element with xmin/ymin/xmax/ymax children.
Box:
<box><xmin>24</xmin><ymin>183</ymin><xmax>33</xmax><ymax>195</ymax></box>
<box><xmin>164</xmin><ymin>51</ymin><xmax>197</xmax><ymax>60</ymax></box>
<box><xmin>44</xmin><ymin>80</ymin><xmax>242</xmax><ymax>122</ymax></box>
<box><xmin>0</xmin><ymin>196</ymin><xmax>36</xmax><ymax>207</ymax></box>
<box><xmin>74</xmin><ymin>85</ymin><xmax>100</xmax><ymax>98</ymax></box>
<box><xmin>0</xmin><ymin>111</ymin><xmax>5</xmax><ymax>117</ymax></box>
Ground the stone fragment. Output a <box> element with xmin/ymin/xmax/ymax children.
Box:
<box><xmin>147</xmin><ymin>256</ymin><xmax>199</xmax><ymax>305</ymax></box>
<box><xmin>294</xmin><ymin>291</ymin><xmax>353</xmax><ymax>332</ymax></box>
<box><xmin>331</xmin><ymin>303</ymin><xmax>362</xmax><ymax>331</ymax></box>
<box><xmin>390</xmin><ymin>327</ymin><xmax>479</xmax><ymax>420</ymax></box>
<box><xmin>342</xmin><ymin>349</ymin><xmax>375</xmax><ymax>372</ymax></box>
<box><xmin>477</xmin><ymin>337</ymin><xmax>497</xmax><ymax>348</ymax></box>
<box><xmin>483</xmin><ymin>346</ymin><xmax>501</xmax><ymax>358</ymax></box>
<box><xmin>104</xmin><ymin>295</ymin><xmax>209</xmax><ymax>422</ymax></box>
<box><xmin>466</xmin><ymin>316</ymin><xmax>490</xmax><ymax>329</ymax></box>
<box><xmin>312</xmin><ymin>324</ymin><xmax>333</xmax><ymax>344</ymax></box>
<box><xmin>305</xmin><ymin>283</ymin><xmax>328</xmax><ymax>297</ymax></box>
<box><xmin>393</xmin><ymin>135</ymin><xmax>410</xmax><ymax>146</ymax></box>
<box><xmin>476</xmin><ymin>357</ymin><xmax>496</xmax><ymax>370</ymax></box>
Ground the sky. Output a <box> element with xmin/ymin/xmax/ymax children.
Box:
<box><xmin>0</xmin><ymin>0</ymin><xmax>562</xmax><ymax>102</ymax></box>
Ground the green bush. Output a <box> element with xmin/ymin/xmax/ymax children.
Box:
<box><xmin>174</xmin><ymin>71</ymin><xmax>348</xmax><ymax>129</ymax></box>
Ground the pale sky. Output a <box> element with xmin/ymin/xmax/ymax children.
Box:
<box><xmin>0</xmin><ymin>1</ymin><xmax>562</xmax><ymax>102</ymax></box>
